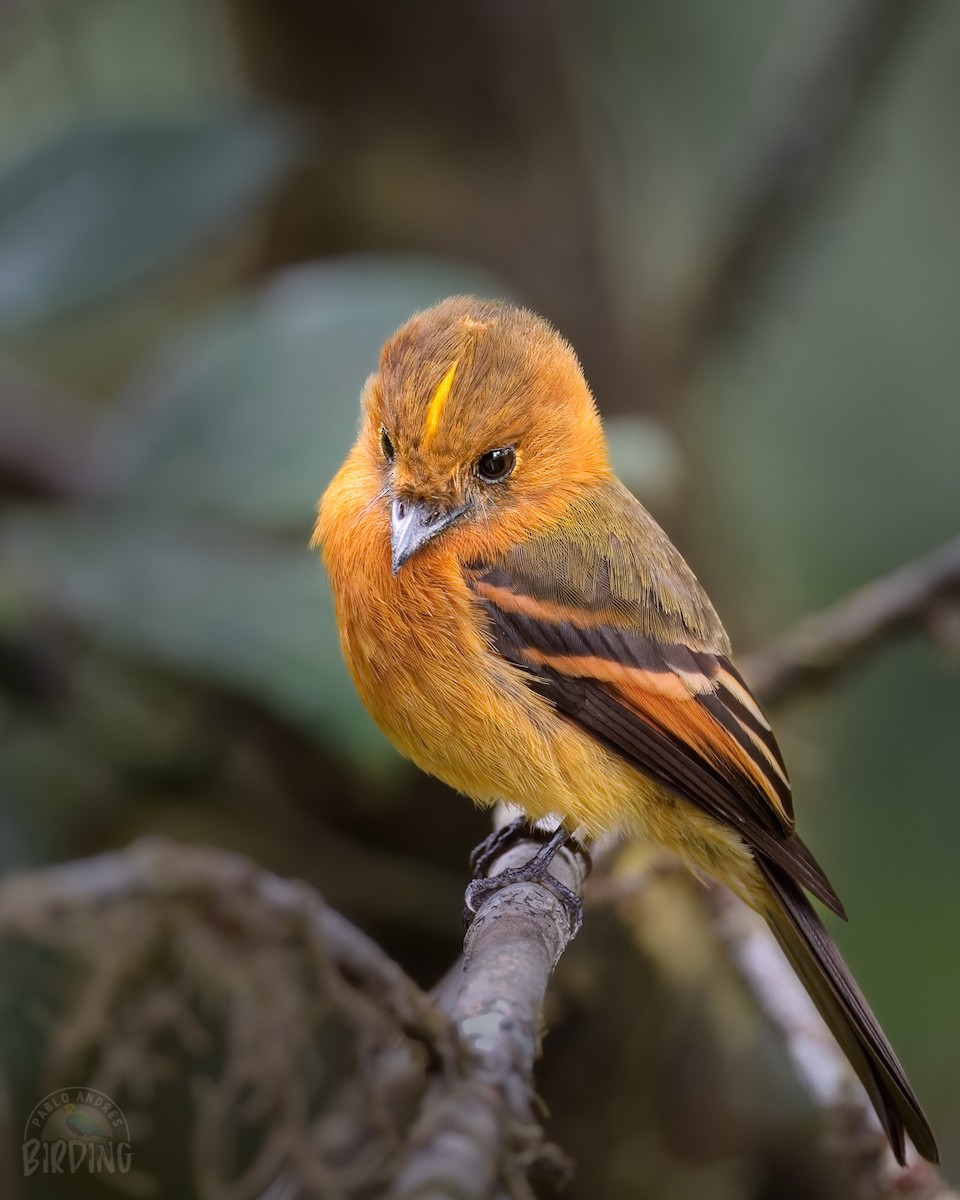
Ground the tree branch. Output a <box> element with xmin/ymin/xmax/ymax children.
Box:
<box><xmin>742</xmin><ymin>534</ymin><xmax>960</xmax><ymax>708</ymax></box>
<box><xmin>0</xmin><ymin>836</ymin><xmax>591</xmax><ymax>1200</ymax></box>
<box><xmin>388</xmin><ymin>839</ymin><xmax>587</xmax><ymax>1200</ymax></box>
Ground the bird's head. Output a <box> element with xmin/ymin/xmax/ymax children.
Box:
<box><xmin>358</xmin><ymin>296</ymin><xmax>609</xmax><ymax>573</ymax></box>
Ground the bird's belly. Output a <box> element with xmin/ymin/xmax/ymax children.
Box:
<box><xmin>340</xmin><ymin>569</ymin><xmax>616</xmax><ymax>824</ymax></box>
<box><xmin>336</xmin><ymin>563</ymin><xmax>754</xmax><ymax>886</ymax></box>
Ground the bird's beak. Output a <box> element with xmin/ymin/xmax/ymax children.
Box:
<box><xmin>391</xmin><ymin>497</ymin><xmax>471</xmax><ymax>575</ymax></box>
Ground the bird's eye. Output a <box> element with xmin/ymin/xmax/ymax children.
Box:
<box><xmin>380</xmin><ymin>427</ymin><xmax>395</xmax><ymax>462</ymax></box>
<box><xmin>476</xmin><ymin>446</ymin><xmax>516</xmax><ymax>482</ymax></box>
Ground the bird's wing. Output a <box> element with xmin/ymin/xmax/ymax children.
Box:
<box><xmin>465</xmin><ymin>481</ymin><xmax>844</xmax><ymax>916</ymax></box>
<box><xmin>66</xmin><ymin>1113</ymin><xmax>99</xmax><ymax>1136</ymax></box>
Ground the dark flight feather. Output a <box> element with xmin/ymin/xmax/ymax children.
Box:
<box><xmin>759</xmin><ymin>858</ymin><xmax>939</xmax><ymax>1164</ymax></box>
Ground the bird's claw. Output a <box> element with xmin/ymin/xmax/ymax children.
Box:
<box><xmin>469</xmin><ymin>816</ymin><xmax>536</xmax><ymax>876</ymax></box>
<box><xmin>463</xmin><ymin>824</ymin><xmax>586</xmax><ymax>936</ymax></box>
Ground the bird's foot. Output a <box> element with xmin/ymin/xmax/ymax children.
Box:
<box><xmin>464</xmin><ymin>824</ymin><xmax>588</xmax><ymax>936</ymax></box>
<box><xmin>468</xmin><ymin>815</ymin><xmax>531</xmax><ymax>876</ymax></box>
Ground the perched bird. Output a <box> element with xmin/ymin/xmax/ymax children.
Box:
<box><xmin>62</xmin><ymin>1103</ymin><xmax>112</xmax><ymax>1141</ymax></box>
<box><xmin>316</xmin><ymin>296</ymin><xmax>937</xmax><ymax>1164</ymax></box>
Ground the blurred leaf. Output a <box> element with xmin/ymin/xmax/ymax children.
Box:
<box><xmin>1</xmin><ymin>258</ymin><xmax>508</xmax><ymax>769</ymax></box>
<box><xmin>0</xmin><ymin>112</ymin><xmax>297</xmax><ymax>331</ymax></box>
<box><xmin>0</xmin><ymin>509</ymin><xmax>388</xmax><ymax>765</ymax></box>
<box><xmin>96</xmin><ymin>256</ymin><xmax>506</xmax><ymax>532</ymax></box>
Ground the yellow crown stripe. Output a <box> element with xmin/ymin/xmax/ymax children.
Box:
<box><xmin>423</xmin><ymin>360</ymin><xmax>458</xmax><ymax>445</ymax></box>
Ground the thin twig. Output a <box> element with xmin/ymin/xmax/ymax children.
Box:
<box><xmin>742</xmin><ymin>534</ymin><xmax>960</xmax><ymax>708</ymax></box>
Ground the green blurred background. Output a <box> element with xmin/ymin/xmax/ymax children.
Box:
<box><xmin>0</xmin><ymin>0</ymin><xmax>957</xmax><ymax>1196</ymax></box>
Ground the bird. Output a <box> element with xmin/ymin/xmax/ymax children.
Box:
<box><xmin>62</xmin><ymin>1103</ymin><xmax>113</xmax><ymax>1141</ymax></box>
<box><xmin>315</xmin><ymin>294</ymin><xmax>938</xmax><ymax>1165</ymax></box>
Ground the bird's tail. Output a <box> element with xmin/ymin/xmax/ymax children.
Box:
<box><xmin>756</xmin><ymin>858</ymin><xmax>938</xmax><ymax>1165</ymax></box>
